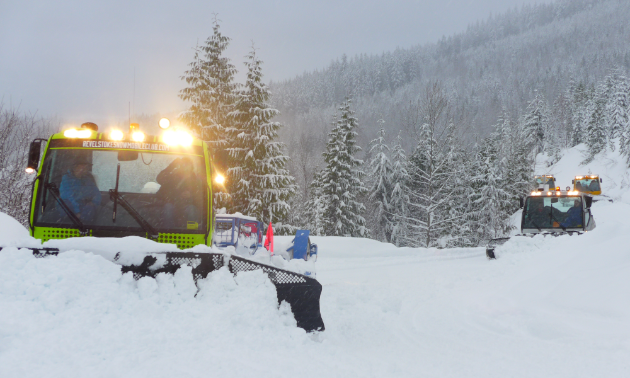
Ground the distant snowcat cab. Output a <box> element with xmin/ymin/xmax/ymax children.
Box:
<box><xmin>520</xmin><ymin>190</ymin><xmax>596</xmax><ymax>234</ymax></box>
<box><xmin>533</xmin><ymin>175</ymin><xmax>558</xmax><ymax>192</ymax></box>
<box><xmin>572</xmin><ymin>175</ymin><xmax>602</xmax><ymax>196</ymax></box>
<box><xmin>486</xmin><ymin>189</ymin><xmax>596</xmax><ymax>259</ymax></box>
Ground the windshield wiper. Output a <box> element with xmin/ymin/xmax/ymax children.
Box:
<box><xmin>45</xmin><ymin>183</ymin><xmax>88</xmax><ymax>235</ymax></box>
<box><xmin>109</xmin><ymin>163</ymin><xmax>159</xmax><ymax>240</ymax></box>
<box><xmin>530</xmin><ymin>220</ymin><xmax>542</xmax><ymax>232</ymax></box>
<box><xmin>550</xmin><ymin>213</ymin><xmax>567</xmax><ymax>231</ymax></box>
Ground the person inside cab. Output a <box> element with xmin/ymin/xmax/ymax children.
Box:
<box><xmin>561</xmin><ymin>200</ymin><xmax>583</xmax><ymax>228</ymax></box>
<box><xmin>575</xmin><ymin>181</ymin><xmax>583</xmax><ymax>191</ymax></box>
<box><xmin>526</xmin><ymin>199</ymin><xmax>549</xmax><ymax>228</ymax></box>
<box><xmin>59</xmin><ymin>157</ymin><xmax>101</xmax><ymax>223</ymax></box>
<box><xmin>156</xmin><ymin>157</ymin><xmax>201</xmax><ymax>229</ymax></box>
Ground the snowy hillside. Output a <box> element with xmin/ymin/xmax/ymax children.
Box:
<box><xmin>536</xmin><ymin>140</ymin><xmax>630</xmax><ymax>203</ymax></box>
<box><xmin>2</xmin><ymin>146</ymin><xmax>630</xmax><ymax>377</ymax></box>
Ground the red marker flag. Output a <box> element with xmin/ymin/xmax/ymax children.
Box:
<box><xmin>264</xmin><ymin>222</ymin><xmax>274</xmax><ymax>255</ymax></box>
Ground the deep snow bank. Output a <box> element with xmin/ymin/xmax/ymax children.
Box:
<box><xmin>0</xmin><ymin>247</ymin><xmax>311</xmax><ymax>378</ymax></box>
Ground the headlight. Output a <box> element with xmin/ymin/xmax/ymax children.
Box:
<box><xmin>163</xmin><ymin>130</ymin><xmax>193</xmax><ymax>146</ymax></box>
<box><xmin>25</xmin><ymin>167</ymin><xmax>35</xmax><ymax>174</ymax></box>
<box><xmin>159</xmin><ymin>118</ymin><xmax>170</xmax><ymax>129</ymax></box>
<box><xmin>214</xmin><ymin>173</ymin><xmax>226</xmax><ymax>185</ymax></box>
<box><xmin>64</xmin><ymin>129</ymin><xmax>92</xmax><ymax>138</ymax></box>
<box><xmin>131</xmin><ymin>131</ymin><xmax>145</xmax><ymax>142</ymax></box>
<box><xmin>110</xmin><ymin>130</ymin><xmax>124</xmax><ymax>140</ymax></box>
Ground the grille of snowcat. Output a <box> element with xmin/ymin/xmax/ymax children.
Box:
<box><xmin>40</xmin><ymin>228</ymin><xmax>86</xmax><ymax>242</ymax></box>
<box><xmin>157</xmin><ymin>233</ymin><xmax>202</xmax><ymax>249</ymax></box>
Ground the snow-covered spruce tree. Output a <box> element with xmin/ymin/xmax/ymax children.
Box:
<box><xmin>439</xmin><ymin>124</ymin><xmax>474</xmax><ymax>248</ymax></box>
<box><xmin>227</xmin><ymin>47</ymin><xmax>296</xmax><ymax>234</ymax></box>
<box><xmin>582</xmin><ymin>84</ymin><xmax>608</xmax><ymax>163</ymax></box>
<box><xmin>503</xmin><ymin>113</ymin><xmax>534</xmax><ymax>199</ymax></box>
<box><xmin>522</xmin><ymin>91</ymin><xmax>549</xmax><ymax>157</ymax></box>
<box><xmin>405</xmin><ymin>122</ymin><xmax>462</xmax><ymax>248</ymax></box>
<box><xmin>179</xmin><ymin>18</ymin><xmax>238</xmax><ymax>147</ymax></box>
<box><xmin>608</xmin><ymin>74</ymin><xmax>629</xmax><ymax>153</ymax></box>
<box><xmin>389</xmin><ymin>133</ymin><xmax>411</xmax><ymax>247</ymax></box>
<box><xmin>568</xmin><ymin>81</ymin><xmax>590</xmax><ymax>147</ymax></box>
<box><xmin>303</xmin><ymin>169</ymin><xmax>326</xmax><ymax>236</ymax></box>
<box><xmin>470</xmin><ymin>137</ymin><xmax>515</xmax><ymax>242</ymax></box>
<box><xmin>320</xmin><ymin>99</ymin><xmax>368</xmax><ymax>237</ymax></box>
<box><xmin>366</xmin><ymin>124</ymin><xmax>393</xmax><ymax>242</ymax></box>
<box><xmin>179</xmin><ymin>18</ymin><xmax>239</xmax><ymax>210</ymax></box>
<box><xmin>403</xmin><ymin>83</ymin><xmax>464</xmax><ymax>248</ymax></box>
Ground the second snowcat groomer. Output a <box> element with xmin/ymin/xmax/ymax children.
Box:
<box><xmin>486</xmin><ymin>188</ymin><xmax>596</xmax><ymax>259</ymax></box>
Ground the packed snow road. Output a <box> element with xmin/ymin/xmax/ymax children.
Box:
<box><xmin>1</xmin><ymin>200</ymin><xmax>629</xmax><ymax>378</ymax></box>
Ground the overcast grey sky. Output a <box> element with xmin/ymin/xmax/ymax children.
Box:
<box><xmin>1</xmin><ymin>0</ymin><xmax>548</xmax><ymax>126</ymax></box>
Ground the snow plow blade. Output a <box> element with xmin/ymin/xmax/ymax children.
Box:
<box><xmin>485</xmin><ymin>238</ymin><xmax>511</xmax><ymax>259</ymax></box>
<box><xmin>8</xmin><ymin>248</ymin><xmax>325</xmax><ymax>333</ymax></box>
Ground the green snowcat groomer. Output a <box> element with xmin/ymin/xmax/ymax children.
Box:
<box><xmin>19</xmin><ymin>120</ymin><xmax>324</xmax><ymax>332</ymax></box>
<box><xmin>27</xmin><ymin>121</ymin><xmax>215</xmax><ymax>247</ymax></box>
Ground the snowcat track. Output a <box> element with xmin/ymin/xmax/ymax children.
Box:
<box><xmin>1</xmin><ymin>247</ymin><xmax>325</xmax><ymax>333</ymax></box>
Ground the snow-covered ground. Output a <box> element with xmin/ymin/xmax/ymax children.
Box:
<box><xmin>1</xmin><ymin>144</ymin><xmax>630</xmax><ymax>377</ymax></box>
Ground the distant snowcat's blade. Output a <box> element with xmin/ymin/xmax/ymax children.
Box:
<box><xmin>485</xmin><ymin>237</ymin><xmax>511</xmax><ymax>259</ymax></box>
<box><xmin>120</xmin><ymin>252</ymin><xmax>325</xmax><ymax>333</ymax></box>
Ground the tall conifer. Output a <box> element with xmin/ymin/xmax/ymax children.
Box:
<box><xmin>227</xmin><ymin>47</ymin><xmax>296</xmax><ymax>233</ymax></box>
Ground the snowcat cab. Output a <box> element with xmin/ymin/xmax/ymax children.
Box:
<box><xmin>28</xmin><ymin>122</ymin><xmax>213</xmax><ymax>248</ymax></box>
<box><xmin>572</xmin><ymin>175</ymin><xmax>613</xmax><ymax>202</ymax></box>
<box><xmin>520</xmin><ymin>190</ymin><xmax>596</xmax><ymax>234</ymax></box>
<box><xmin>19</xmin><ymin>120</ymin><xmax>325</xmax><ymax>332</ymax></box>
<box><xmin>533</xmin><ymin>174</ymin><xmax>558</xmax><ymax>192</ymax></box>
<box><xmin>485</xmin><ymin>188</ymin><xmax>595</xmax><ymax>259</ymax></box>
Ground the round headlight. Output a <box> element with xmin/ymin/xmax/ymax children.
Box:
<box><xmin>214</xmin><ymin>173</ymin><xmax>226</xmax><ymax>185</ymax></box>
<box><xmin>159</xmin><ymin>118</ymin><xmax>170</xmax><ymax>129</ymax></box>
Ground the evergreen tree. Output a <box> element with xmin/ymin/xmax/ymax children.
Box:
<box><xmin>320</xmin><ymin>99</ymin><xmax>368</xmax><ymax>237</ymax></box>
<box><xmin>405</xmin><ymin>121</ymin><xmax>461</xmax><ymax>248</ymax></box>
<box><xmin>568</xmin><ymin>82</ymin><xmax>589</xmax><ymax>147</ymax></box>
<box><xmin>366</xmin><ymin>125</ymin><xmax>392</xmax><ymax>242</ymax></box>
<box><xmin>303</xmin><ymin>169</ymin><xmax>326</xmax><ymax>236</ymax></box>
<box><xmin>608</xmin><ymin>75</ymin><xmax>629</xmax><ymax>152</ymax></box>
<box><xmin>179</xmin><ymin>18</ymin><xmax>238</xmax><ymax>147</ymax></box>
<box><xmin>582</xmin><ymin>84</ymin><xmax>608</xmax><ymax>163</ymax></box>
<box><xmin>471</xmin><ymin>138</ymin><xmax>515</xmax><ymax>241</ymax></box>
<box><xmin>227</xmin><ymin>47</ymin><xmax>296</xmax><ymax>233</ymax></box>
<box><xmin>389</xmin><ymin>133</ymin><xmax>411</xmax><ymax>247</ymax></box>
<box><xmin>523</xmin><ymin>91</ymin><xmax>549</xmax><ymax>156</ymax></box>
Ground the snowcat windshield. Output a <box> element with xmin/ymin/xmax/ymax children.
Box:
<box><xmin>534</xmin><ymin>176</ymin><xmax>555</xmax><ymax>188</ymax></box>
<box><xmin>523</xmin><ymin>196</ymin><xmax>583</xmax><ymax>230</ymax></box>
<box><xmin>574</xmin><ymin>178</ymin><xmax>600</xmax><ymax>193</ymax></box>
<box><xmin>34</xmin><ymin>148</ymin><xmax>207</xmax><ymax>233</ymax></box>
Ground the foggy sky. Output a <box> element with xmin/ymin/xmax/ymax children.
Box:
<box><xmin>0</xmin><ymin>0</ymin><xmax>548</xmax><ymax>127</ymax></box>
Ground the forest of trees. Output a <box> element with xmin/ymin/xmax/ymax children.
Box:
<box><xmin>274</xmin><ymin>0</ymin><xmax>630</xmax><ymax>202</ymax></box>
<box><xmin>296</xmin><ymin>69</ymin><xmax>630</xmax><ymax>247</ymax></box>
